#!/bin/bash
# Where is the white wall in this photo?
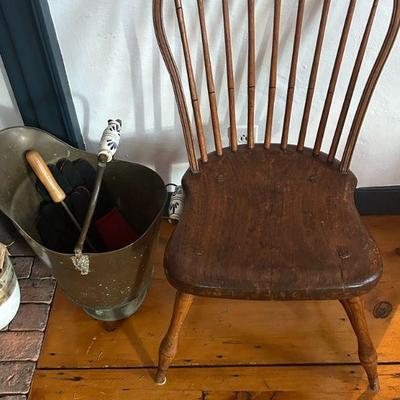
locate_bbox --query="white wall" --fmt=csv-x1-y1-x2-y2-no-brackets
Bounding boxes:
48,0,400,187
0,57,23,130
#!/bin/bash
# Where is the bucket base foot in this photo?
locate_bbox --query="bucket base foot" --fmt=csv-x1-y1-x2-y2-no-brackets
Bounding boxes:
102,320,122,332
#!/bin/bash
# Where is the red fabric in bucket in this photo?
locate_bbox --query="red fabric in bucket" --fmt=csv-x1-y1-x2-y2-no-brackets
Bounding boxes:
95,208,138,251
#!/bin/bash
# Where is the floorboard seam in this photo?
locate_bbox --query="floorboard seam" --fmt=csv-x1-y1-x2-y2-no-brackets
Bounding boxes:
35,361,400,371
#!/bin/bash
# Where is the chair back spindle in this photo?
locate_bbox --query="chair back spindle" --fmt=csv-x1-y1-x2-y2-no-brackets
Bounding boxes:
264,0,281,149
222,0,237,152
248,0,256,149
281,0,305,150
297,0,331,152
313,0,356,156
153,0,400,173
328,0,378,163
174,0,207,165
197,0,223,155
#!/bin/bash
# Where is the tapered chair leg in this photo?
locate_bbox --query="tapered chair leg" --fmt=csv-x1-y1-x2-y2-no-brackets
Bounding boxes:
340,297,379,391
155,291,194,385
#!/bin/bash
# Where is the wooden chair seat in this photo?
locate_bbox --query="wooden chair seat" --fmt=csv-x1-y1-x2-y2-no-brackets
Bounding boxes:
165,144,382,301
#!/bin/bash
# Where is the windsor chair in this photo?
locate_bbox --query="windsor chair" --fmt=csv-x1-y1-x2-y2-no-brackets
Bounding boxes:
153,0,400,391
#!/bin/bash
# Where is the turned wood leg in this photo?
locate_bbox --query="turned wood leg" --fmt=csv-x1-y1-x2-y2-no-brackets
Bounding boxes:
340,297,379,391
155,291,194,385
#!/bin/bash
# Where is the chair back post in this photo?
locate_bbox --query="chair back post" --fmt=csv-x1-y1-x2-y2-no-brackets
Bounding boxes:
340,0,400,172
153,0,200,172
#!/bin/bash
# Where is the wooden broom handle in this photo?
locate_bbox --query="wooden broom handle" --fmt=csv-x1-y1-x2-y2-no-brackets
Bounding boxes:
25,150,66,203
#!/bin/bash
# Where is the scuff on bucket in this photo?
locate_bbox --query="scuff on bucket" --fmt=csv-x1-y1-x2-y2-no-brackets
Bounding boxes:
71,251,90,275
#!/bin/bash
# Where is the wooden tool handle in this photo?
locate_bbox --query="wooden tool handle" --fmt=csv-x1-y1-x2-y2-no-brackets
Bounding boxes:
25,150,66,203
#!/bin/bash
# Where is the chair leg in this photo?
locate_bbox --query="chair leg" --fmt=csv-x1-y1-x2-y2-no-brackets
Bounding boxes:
155,291,194,385
340,297,379,391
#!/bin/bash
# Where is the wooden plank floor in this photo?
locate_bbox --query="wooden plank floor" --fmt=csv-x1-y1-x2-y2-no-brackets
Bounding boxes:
29,216,400,399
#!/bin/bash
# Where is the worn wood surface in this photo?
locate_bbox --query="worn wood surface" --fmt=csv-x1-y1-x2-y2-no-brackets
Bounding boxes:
39,280,400,369
30,365,400,399
30,217,400,398
37,217,399,367
166,146,381,300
